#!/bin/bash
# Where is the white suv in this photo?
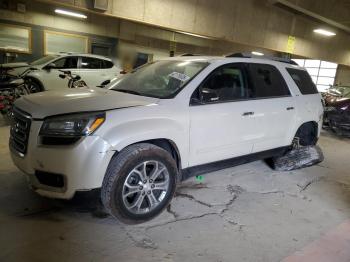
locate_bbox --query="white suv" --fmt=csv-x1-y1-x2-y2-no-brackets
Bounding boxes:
4,54,120,92
9,55,324,224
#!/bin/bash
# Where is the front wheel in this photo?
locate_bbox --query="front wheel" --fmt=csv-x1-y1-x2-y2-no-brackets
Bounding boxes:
101,143,178,224
25,78,42,93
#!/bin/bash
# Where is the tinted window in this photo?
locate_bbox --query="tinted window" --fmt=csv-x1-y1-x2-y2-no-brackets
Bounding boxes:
248,64,290,98
103,60,114,69
52,57,78,69
287,68,318,95
197,64,251,103
81,57,103,69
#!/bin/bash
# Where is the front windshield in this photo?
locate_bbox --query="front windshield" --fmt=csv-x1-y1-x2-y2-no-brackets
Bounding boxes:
30,55,58,66
110,60,209,98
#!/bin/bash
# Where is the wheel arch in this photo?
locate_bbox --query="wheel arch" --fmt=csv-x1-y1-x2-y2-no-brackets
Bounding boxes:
294,121,319,146
112,138,182,171
24,76,45,92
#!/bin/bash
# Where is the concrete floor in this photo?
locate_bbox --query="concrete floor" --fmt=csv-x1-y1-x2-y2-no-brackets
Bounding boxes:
1,115,350,262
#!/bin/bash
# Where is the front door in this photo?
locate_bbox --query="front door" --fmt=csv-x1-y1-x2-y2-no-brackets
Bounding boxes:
41,56,79,90
189,63,257,167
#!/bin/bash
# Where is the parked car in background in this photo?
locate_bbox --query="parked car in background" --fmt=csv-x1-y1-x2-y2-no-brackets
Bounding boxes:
322,85,350,135
1,53,121,92
9,55,324,224
0,66,29,119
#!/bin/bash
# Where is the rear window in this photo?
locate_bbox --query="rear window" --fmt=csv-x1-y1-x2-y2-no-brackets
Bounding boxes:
287,68,318,95
103,60,114,69
81,57,103,69
248,63,290,98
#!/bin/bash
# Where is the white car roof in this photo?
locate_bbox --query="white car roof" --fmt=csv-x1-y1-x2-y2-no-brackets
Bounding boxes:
159,55,306,70
57,53,113,61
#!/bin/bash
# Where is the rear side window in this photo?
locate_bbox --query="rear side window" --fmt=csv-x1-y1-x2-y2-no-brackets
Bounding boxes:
287,68,318,95
81,57,103,69
248,63,290,98
103,60,114,69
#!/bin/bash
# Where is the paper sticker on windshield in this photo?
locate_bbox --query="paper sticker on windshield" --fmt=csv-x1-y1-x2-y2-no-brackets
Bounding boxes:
168,72,190,82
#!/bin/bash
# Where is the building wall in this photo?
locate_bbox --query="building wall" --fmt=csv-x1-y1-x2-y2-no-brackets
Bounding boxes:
38,0,350,65
0,0,120,37
0,0,119,63
0,0,278,65
335,65,350,86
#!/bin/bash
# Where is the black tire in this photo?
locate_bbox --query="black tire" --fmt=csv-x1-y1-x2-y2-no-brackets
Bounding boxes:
25,78,43,93
295,123,318,146
101,143,178,224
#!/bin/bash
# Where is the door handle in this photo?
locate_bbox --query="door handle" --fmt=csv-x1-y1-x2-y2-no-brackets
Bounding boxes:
286,107,295,111
242,112,254,116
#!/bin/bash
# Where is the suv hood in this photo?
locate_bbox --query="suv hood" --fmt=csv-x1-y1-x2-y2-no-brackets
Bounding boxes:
15,88,159,119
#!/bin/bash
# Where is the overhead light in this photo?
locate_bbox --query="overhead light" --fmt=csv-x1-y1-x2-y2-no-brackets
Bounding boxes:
251,51,264,56
55,9,87,19
313,29,336,37
175,30,215,40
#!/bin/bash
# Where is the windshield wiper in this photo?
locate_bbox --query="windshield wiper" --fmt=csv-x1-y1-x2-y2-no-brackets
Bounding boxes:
113,89,142,96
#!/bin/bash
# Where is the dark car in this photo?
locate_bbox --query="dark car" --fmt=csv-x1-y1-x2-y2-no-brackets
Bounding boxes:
322,85,350,135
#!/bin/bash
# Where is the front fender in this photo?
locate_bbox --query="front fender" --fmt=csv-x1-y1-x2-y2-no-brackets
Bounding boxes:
98,118,189,168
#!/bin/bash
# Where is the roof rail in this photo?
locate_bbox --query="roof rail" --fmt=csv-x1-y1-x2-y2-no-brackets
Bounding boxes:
225,52,298,65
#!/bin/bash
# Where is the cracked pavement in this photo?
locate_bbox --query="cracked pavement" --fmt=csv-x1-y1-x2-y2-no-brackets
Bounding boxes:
1,116,350,262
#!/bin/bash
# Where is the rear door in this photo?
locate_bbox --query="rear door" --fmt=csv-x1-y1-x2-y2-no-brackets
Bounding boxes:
78,57,114,87
286,68,323,137
246,63,297,152
189,63,257,166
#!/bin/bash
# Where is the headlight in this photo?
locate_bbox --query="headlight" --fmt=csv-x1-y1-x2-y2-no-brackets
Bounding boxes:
40,112,105,137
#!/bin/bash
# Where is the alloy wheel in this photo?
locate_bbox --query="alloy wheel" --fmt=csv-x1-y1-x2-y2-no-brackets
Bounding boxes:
122,160,170,215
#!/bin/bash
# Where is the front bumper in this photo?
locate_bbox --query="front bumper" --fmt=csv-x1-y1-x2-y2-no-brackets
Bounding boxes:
10,120,115,199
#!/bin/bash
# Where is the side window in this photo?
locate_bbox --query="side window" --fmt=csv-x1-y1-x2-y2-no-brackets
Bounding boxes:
248,63,290,98
52,57,78,69
81,57,103,69
194,64,251,104
286,68,318,95
103,60,114,69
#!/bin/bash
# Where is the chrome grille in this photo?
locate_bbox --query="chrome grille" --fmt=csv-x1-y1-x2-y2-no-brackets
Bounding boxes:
9,107,31,155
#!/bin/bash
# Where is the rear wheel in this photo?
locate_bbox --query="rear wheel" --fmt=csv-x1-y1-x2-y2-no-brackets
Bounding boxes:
295,122,318,146
101,143,178,224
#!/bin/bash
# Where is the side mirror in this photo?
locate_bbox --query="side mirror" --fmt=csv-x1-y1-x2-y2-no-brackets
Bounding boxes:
59,74,66,79
201,88,219,102
190,97,204,105
45,63,56,70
